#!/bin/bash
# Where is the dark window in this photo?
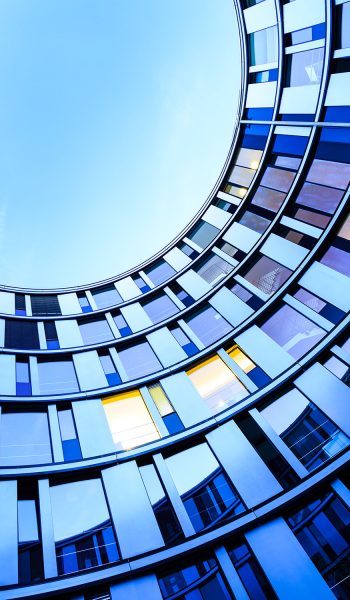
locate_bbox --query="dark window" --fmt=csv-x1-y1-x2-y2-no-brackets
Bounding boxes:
158,556,232,599
16,358,32,396
169,281,195,307
57,407,82,461
113,312,132,336
77,292,92,313
15,293,26,316
170,324,198,357
5,319,39,350
31,295,61,316
133,274,151,294
186,306,232,347
44,321,59,349
18,481,44,584
228,540,277,599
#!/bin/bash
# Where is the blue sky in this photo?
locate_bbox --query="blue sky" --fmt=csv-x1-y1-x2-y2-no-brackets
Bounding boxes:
0,0,240,288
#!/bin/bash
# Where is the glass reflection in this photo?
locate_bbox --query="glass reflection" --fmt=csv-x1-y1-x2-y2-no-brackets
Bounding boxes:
0,411,52,466
165,443,244,532
50,478,119,575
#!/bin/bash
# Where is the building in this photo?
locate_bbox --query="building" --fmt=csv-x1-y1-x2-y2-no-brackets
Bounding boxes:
0,0,349,598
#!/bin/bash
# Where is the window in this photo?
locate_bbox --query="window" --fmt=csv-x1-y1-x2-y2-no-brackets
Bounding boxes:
0,410,52,466
133,274,151,293
44,321,59,349
5,319,40,350
37,358,79,394
307,158,350,191
144,260,176,287
196,254,233,286
92,285,122,309
228,540,277,599
252,186,286,213
50,478,119,575
187,355,248,414
99,351,121,386
15,293,26,316
285,47,324,86
188,220,219,249
158,556,232,599
186,306,232,347
260,166,295,192
261,304,326,359
249,26,278,66
335,2,350,50
118,341,162,379
143,294,178,324
165,443,245,532
168,281,195,307
296,182,343,215
57,407,82,461
287,492,350,598
239,211,270,233
102,390,160,450
179,241,199,259
140,464,183,545
170,324,198,357
113,312,132,336
16,358,32,395
261,389,349,472
294,288,344,325
243,256,292,295
148,382,184,434
31,295,61,316
79,317,114,345
321,246,350,278
77,292,92,313
227,346,270,387
18,482,44,584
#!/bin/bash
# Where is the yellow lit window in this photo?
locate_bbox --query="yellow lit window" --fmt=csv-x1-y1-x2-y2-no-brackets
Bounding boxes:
227,346,255,373
102,390,160,450
148,383,173,417
187,355,248,415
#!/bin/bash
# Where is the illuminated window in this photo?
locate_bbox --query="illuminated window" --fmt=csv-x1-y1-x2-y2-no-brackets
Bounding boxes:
148,382,184,434
227,346,270,387
102,390,160,450
187,355,248,414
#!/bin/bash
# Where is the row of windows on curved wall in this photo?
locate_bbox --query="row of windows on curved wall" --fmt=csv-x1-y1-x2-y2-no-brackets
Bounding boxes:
5,455,350,597
1,336,349,480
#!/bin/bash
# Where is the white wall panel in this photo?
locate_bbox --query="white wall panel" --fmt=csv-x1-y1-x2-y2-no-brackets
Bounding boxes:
177,269,211,300
0,354,16,395
280,85,320,114
0,480,17,585
56,319,83,349
209,287,254,327
236,325,294,378
147,327,187,367
164,247,191,271
0,291,15,315
261,233,308,270
161,371,211,427
58,293,82,316
283,0,325,32
244,0,277,33
325,72,350,106
115,276,142,301
202,205,231,229
223,222,261,253
72,398,115,458
120,302,152,332
246,82,277,108
299,261,350,312
73,350,106,391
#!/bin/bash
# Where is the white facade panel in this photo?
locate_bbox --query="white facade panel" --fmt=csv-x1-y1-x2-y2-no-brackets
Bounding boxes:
120,302,153,332
261,233,308,270
56,319,83,349
147,327,187,367
73,350,106,391
0,480,18,586
280,85,320,114
246,82,277,108
236,325,295,378
102,462,164,558
299,261,350,312
164,247,191,271
223,222,261,253
115,276,142,301
325,72,350,106
244,0,277,34
283,0,325,32
202,205,231,229
72,398,115,458
0,354,16,395
161,371,211,427
209,287,254,327
177,269,211,300
0,291,15,315
58,293,82,316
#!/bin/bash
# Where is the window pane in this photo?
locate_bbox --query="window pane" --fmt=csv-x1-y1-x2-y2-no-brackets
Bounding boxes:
0,412,52,466
118,341,162,379
38,359,79,394
143,294,178,324
92,285,122,309
79,318,114,345
186,307,232,347
286,47,324,86
102,390,160,450
144,260,176,286
244,256,292,295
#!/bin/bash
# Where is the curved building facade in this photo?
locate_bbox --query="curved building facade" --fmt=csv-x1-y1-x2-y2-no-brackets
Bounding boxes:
0,0,349,598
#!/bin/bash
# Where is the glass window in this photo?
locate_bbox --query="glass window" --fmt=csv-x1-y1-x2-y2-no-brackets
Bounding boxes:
31,295,61,316
18,485,43,584
5,320,40,350
102,390,160,450
79,317,114,345
229,165,255,187
261,304,326,359
50,478,119,575
287,492,350,598
188,220,219,249
260,166,295,192
252,186,286,213
143,294,178,324
236,147,263,169
321,246,350,278
77,292,92,313
187,355,248,415
168,281,195,307
286,47,324,86
170,324,198,357
148,382,184,434
239,211,270,233
140,464,183,545
158,556,232,600
261,389,349,472
296,182,343,215
99,350,121,386
307,158,350,190
0,411,52,466
92,285,122,309
57,408,82,461
113,312,132,336
165,443,245,532
133,274,151,293
16,358,31,396
37,358,79,394
186,306,232,347
196,254,233,286
144,260,176,287
227,346,270,387
44,321,59,349
179,241,199,260
336,2,350,49
228,540,277,599
243,256,292,295
15,293,26,316
118,341,162,379
249,26,278,66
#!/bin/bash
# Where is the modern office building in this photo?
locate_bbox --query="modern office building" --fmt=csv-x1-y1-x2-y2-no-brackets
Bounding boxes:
0,0,349,598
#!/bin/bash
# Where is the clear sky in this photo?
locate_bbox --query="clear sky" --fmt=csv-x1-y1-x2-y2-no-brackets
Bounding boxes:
0,0,240,289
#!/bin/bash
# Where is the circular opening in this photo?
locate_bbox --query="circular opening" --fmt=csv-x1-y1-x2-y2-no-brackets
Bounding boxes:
0,1,241,289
